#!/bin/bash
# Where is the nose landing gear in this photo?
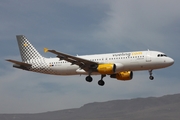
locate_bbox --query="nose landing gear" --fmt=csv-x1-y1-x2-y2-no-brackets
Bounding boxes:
149,70,154,80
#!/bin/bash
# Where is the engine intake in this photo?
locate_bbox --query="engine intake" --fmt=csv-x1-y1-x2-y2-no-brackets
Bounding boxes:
110,71,133,81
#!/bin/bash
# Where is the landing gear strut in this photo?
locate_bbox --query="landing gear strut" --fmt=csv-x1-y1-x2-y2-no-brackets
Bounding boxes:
149,70,154,80
86,71,93,82
85,74,106,86
98,75,106,86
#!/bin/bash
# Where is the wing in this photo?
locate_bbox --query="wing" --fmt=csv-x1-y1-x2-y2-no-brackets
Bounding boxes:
44,48,98,71
6,59,32,67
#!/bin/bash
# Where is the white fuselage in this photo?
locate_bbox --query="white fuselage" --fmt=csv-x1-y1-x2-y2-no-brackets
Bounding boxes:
29,50,174,75
7,35,174,86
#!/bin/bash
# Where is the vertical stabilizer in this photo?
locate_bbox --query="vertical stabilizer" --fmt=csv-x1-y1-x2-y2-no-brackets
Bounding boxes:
16,35,43,62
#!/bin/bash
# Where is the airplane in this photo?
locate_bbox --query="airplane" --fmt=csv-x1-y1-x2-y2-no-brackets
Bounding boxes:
6,35,174,86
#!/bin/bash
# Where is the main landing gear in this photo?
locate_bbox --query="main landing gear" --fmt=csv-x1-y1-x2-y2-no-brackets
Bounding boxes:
86,71,93,82
86,76,93,82
85,75,106,86
98,75,106,86
149,70,154,80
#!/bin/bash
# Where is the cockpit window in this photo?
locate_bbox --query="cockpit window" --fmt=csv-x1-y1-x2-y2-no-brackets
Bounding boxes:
157,54,167,57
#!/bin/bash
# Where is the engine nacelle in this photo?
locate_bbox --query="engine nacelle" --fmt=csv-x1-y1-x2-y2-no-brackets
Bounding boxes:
97,64,115,74
110,71,133,81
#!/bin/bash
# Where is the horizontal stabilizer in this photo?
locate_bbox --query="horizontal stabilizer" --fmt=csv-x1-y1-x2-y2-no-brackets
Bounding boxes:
6,59,32,67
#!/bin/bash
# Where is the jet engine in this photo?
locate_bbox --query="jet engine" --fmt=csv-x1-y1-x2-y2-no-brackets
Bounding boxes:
110,71,133,81
97,64,116,74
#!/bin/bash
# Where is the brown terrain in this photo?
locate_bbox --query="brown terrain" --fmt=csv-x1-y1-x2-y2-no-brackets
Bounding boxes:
0,93,180,120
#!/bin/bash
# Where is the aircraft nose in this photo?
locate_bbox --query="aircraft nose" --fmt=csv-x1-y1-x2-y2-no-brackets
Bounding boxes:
167,57,174,66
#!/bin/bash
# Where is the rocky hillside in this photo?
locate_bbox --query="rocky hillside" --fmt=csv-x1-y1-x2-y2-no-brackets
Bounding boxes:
1,93,180,120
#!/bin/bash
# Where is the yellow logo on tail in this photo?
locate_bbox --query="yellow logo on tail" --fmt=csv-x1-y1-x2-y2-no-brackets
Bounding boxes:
24,43,28,47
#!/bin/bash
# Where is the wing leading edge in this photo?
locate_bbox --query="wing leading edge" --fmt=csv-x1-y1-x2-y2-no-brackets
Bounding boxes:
44,48,98,71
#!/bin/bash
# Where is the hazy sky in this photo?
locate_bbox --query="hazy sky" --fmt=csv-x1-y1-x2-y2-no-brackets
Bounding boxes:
0,0,179,113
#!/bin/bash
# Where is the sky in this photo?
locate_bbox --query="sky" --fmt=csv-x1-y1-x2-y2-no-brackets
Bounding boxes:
0,0,180,113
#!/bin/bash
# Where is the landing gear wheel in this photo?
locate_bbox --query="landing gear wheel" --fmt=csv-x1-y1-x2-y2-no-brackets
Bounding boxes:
148,70,154,80
98,80,105,86
149,76,154,80
86,76,93,82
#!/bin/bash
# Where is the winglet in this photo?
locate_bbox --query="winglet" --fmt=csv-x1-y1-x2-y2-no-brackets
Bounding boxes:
44,48,49,53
